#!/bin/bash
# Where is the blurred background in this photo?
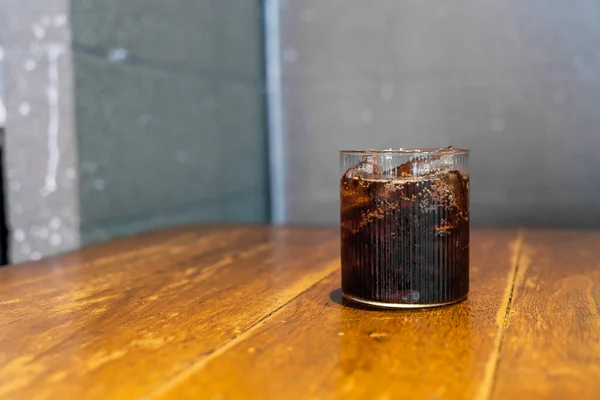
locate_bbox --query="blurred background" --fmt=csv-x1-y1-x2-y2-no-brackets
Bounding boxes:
1,0,600,263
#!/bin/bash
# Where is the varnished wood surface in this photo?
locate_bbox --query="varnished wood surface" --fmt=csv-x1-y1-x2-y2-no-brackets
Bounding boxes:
493,230,600,399
0,226,598,399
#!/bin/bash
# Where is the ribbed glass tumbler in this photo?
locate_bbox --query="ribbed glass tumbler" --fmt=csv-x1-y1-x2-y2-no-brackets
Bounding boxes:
340,147,470,308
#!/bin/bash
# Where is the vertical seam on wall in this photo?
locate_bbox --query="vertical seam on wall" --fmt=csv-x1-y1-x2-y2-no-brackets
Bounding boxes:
264,0,286,224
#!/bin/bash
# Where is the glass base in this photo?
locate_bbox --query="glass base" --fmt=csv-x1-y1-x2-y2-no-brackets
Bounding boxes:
342,293,467,309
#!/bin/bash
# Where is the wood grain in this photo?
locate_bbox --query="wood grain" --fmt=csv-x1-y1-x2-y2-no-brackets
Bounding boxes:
154,230,521,400
8,226,596,400
0,225,339,399
492,230,600,399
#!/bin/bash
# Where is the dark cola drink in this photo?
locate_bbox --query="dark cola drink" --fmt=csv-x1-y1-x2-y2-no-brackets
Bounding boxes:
340,148,469,308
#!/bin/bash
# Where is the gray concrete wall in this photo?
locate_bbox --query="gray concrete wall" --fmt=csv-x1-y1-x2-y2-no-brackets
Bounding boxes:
278,0,600,228
0,0,80,263
71,0,269,244
0,0,268,262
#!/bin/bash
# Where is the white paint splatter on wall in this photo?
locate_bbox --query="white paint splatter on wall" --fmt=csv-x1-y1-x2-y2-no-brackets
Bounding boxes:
42,43,65,196
107,47,129,63
19,102,31,116
0,98,6,126
4,7,80,263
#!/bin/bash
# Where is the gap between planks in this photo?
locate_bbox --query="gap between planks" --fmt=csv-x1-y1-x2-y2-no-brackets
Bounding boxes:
141,264,340,400
474,230,530,400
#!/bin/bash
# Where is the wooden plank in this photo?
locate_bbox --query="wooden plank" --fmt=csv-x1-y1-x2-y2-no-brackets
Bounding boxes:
492,230,600,399
0,226,340,399
152,230,521,400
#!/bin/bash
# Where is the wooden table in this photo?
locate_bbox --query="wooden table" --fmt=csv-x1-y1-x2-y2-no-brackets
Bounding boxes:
1,226,599,400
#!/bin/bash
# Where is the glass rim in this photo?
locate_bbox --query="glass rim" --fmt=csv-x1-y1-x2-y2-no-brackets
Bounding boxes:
339,147,469,156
